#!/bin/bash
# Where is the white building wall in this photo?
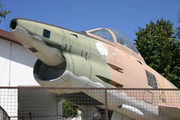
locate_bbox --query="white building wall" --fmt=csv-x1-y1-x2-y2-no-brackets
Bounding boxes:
0,37,63,120
0,38,38,119
0,38,38,86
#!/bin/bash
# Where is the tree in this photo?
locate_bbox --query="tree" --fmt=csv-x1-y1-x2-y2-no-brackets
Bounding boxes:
63,101,77,118
175,6,180,39
0,5,11,22
134,18,180,88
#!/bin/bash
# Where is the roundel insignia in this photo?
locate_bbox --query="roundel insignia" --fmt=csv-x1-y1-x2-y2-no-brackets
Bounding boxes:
95,42,108,56
109,47,116,56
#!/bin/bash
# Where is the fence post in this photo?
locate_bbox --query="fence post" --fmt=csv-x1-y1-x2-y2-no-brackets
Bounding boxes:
105,89,108,120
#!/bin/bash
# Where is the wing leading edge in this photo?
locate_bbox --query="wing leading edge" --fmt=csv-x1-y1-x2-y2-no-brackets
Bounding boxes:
159,106,180,119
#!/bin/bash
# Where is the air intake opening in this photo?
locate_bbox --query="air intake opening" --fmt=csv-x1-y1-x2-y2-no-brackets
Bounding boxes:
10,20,17,30
34,59,66,81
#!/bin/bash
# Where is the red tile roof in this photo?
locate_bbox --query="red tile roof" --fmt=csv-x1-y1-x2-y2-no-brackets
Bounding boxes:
0,29,22,45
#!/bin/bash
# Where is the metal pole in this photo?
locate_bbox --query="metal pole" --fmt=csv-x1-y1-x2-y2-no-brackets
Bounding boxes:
105,89,108,120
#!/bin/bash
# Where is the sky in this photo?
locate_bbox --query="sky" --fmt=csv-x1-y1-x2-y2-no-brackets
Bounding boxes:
0,0,180,43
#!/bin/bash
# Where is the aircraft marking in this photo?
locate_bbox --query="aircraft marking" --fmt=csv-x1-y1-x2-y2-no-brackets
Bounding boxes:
109,47,116,56
124,52,130,59
95,42,108,56
145,70,158,88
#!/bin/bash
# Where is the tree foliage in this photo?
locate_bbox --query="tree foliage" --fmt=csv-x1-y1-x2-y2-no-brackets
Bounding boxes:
63,101,77,118
175,6,180,39
0,5,11,22
134,18,180,88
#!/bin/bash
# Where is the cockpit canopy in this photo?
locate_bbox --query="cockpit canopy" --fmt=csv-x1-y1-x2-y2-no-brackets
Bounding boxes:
89,28,139,54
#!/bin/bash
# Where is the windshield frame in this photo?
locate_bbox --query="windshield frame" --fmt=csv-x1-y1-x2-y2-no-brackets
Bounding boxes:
107,28,139,55
89,28,114,43
86,28,116,46
86,28,140,56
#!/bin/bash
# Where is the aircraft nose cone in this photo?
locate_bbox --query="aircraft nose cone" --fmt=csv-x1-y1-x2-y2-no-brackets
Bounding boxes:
9,19,34,44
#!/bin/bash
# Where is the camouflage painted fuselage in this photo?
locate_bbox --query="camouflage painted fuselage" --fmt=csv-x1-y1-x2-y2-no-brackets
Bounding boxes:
10,18,180,120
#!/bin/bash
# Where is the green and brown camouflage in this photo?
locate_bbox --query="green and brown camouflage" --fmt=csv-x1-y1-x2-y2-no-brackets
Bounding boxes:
10,18,113,88
10,18,180,119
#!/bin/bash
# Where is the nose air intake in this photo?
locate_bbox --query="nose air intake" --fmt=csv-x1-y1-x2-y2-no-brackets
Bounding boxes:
10,19,17,30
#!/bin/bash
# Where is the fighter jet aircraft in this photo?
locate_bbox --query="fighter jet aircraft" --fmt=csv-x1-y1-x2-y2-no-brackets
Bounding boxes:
10,18,180,120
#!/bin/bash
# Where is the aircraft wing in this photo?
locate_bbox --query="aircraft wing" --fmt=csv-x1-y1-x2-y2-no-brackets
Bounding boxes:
159,106,180,119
